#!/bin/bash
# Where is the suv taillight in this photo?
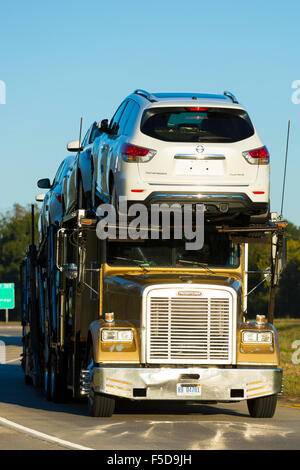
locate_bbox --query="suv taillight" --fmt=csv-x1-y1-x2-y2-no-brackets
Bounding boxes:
242,146,270,165
121,143,156,163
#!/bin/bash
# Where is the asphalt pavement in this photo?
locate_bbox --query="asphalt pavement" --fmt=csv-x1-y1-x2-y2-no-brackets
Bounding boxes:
0,325,299,452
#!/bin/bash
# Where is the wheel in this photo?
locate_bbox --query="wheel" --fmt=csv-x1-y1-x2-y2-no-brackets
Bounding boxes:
61,194,66,217
110,181,119,217
91,167,97,210
88,390,115,417
24,374,33,385
77,175,86,210
249,205,270,225
86,344,115,417
45,358,53,401
247,394,277,418
46,353,68,403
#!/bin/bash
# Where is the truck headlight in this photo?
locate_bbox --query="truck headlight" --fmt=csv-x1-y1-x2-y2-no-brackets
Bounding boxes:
242,331,273,344
101,329,134,342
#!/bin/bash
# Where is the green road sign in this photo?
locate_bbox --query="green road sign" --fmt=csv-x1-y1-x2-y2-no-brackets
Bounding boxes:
0,283,15,310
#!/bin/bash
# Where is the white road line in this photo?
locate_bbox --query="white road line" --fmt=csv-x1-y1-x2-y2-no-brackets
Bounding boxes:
0,416,93,450
3,356,22,364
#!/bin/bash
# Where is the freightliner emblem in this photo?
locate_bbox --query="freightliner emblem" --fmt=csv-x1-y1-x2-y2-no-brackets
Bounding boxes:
178,291,202,296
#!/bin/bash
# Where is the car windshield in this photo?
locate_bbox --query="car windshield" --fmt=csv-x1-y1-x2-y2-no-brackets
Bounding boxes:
141,107,254,143
106,233,240,269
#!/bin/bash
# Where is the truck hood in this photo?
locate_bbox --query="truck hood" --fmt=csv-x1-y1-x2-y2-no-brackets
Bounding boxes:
105,272,241,291
103,272,243,325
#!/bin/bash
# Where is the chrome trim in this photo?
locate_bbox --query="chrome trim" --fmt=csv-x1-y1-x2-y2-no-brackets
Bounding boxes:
174,154,226,160
79,369,91,396
148,184,250,187
150,193,248,200
91,366,282,401
142,284,237,366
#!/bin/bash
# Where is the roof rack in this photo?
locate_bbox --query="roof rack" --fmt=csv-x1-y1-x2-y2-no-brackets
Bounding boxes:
223,91,238,104
134,89,156,102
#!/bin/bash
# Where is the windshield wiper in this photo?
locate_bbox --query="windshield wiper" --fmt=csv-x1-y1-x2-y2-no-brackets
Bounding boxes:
178,259,216,274
113,256,145,265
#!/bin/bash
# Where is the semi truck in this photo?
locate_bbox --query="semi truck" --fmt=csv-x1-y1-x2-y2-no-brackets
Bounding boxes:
21,207,286,418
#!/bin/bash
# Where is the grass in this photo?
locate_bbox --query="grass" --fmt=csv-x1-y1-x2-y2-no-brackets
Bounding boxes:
274,319,300,399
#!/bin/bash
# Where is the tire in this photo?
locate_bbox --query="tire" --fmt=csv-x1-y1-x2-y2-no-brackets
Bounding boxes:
45,358,53,401
91,170,98,211
110,181,119,217
249,206,270,225
77,175,86,210
24,375,33,386
88,390,115,418
247,394,277,418
86,345,115,417
46,353,68,403
61,194,66,217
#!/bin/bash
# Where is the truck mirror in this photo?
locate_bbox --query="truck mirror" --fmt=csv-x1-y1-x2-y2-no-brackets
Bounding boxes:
37,178,51,189
35,193,45,202
67,139,82,152
98,119,109,132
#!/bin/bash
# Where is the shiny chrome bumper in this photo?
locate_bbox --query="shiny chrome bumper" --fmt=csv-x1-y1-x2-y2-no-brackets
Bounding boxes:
91,366,282,401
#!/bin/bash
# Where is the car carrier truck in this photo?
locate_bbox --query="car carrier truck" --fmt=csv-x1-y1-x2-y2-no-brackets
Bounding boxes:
21,207,286,418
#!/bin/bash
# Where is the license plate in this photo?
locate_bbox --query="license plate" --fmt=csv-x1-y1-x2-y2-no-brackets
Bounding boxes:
175,159,223,176
177,383,201,396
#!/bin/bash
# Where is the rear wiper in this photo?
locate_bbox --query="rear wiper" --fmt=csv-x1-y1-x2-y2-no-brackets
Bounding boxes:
197,136,233,142
178,259,216,274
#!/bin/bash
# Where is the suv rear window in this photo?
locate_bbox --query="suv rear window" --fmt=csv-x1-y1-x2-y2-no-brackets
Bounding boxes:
141,107,254,143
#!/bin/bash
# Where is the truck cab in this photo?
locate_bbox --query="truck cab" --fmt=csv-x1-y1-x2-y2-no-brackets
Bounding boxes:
21,209,284,419
86,225,282,417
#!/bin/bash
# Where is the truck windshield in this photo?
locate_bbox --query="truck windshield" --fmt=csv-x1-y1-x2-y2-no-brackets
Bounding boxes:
107,233,240,269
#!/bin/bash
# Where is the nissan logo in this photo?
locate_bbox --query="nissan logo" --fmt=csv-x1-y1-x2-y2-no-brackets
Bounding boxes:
196,145,205,153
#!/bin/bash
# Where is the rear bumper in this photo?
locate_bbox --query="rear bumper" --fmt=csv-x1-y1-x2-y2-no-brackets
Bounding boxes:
91,366,282,402
140,192,268,216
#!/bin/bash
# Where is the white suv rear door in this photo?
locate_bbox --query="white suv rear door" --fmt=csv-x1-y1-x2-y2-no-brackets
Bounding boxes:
137,106,261,188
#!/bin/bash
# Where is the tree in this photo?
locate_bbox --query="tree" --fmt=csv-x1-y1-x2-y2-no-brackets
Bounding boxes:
275,259,300,318
0,204,39,321
247,221,300,319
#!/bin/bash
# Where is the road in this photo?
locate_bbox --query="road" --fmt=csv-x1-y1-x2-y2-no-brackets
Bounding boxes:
0,325,299,451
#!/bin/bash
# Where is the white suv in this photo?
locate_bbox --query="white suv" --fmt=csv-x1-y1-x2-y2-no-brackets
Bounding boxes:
92,90,270,223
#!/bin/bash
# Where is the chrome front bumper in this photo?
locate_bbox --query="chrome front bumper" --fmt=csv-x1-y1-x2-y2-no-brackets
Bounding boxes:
91,366,282,401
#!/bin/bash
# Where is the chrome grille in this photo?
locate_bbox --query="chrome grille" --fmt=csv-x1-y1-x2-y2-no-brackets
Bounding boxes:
146,289,233,364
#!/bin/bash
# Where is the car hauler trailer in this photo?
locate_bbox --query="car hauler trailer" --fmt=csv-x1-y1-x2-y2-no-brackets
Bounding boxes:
21,208,286,418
